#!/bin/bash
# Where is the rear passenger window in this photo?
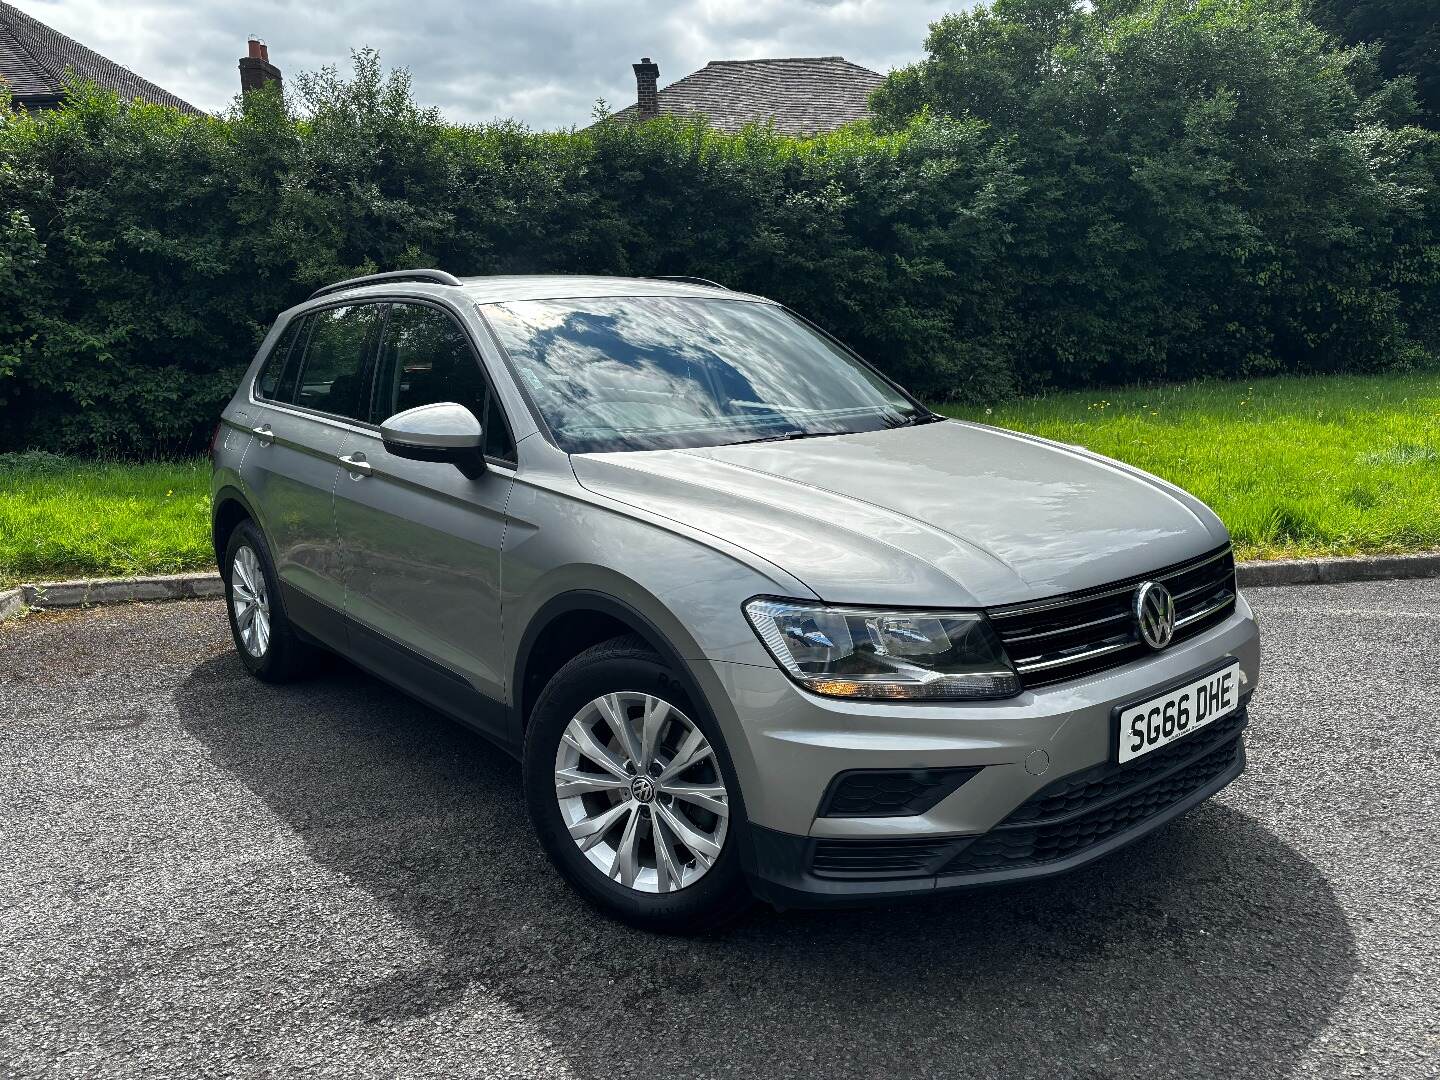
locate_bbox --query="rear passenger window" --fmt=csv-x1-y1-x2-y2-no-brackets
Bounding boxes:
376,303,515,461
290,304,385,420
256,319,301,399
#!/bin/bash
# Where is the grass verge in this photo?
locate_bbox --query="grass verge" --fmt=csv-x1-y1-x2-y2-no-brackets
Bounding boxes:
0,452,212,586
1,371,1437,583
938,371,1440,562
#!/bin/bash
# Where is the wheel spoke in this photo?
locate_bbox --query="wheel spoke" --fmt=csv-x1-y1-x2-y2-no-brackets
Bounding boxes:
638,697,669,770
610,805,642,887
255,610,270,654
594,693,642,766
655,802,721,866
664,782,729,819
554,767,629,800
652,810,684,893
658,725,713,784
567,800,632,852
562,719,630,780
232,556,254,595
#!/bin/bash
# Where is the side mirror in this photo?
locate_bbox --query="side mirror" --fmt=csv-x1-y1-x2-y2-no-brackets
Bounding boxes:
380,402,486,478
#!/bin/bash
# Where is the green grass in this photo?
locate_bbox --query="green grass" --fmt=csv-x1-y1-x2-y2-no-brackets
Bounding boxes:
2,371,1437,583
938,371,1440,561
0,452,212,586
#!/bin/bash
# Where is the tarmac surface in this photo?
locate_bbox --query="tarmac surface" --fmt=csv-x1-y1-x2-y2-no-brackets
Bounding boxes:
1,580,1435,1078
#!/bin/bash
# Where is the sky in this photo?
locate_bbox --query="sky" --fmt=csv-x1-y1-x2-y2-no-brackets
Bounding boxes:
14,0,961,129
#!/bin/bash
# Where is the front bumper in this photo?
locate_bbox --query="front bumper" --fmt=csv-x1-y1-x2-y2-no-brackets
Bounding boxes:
694,594,1260,906
746,709,1245,907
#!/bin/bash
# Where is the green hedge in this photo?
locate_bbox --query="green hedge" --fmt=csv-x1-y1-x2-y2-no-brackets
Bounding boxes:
1,0,1437,455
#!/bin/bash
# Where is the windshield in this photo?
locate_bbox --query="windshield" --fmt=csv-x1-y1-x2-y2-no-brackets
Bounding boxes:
481,296,928,453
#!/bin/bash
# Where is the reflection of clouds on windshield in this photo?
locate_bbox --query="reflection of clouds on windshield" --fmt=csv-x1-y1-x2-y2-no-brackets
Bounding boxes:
483,297,912,452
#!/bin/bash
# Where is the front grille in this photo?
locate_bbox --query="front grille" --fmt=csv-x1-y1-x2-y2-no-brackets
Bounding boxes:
989,545,1237,688
818,766,982,818
940,733,1242,876
811,837,963,879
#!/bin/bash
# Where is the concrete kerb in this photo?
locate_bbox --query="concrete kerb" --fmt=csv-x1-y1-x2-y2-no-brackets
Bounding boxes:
1,553,1437,625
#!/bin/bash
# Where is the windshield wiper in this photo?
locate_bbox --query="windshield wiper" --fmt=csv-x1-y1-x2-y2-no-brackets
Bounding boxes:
726,429,842,447
887,410,946,428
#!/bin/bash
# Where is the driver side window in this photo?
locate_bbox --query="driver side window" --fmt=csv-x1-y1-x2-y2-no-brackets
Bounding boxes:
374,303,516,463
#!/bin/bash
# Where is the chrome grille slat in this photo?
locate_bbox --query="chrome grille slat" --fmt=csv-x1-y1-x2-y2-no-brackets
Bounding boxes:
1014,639,1135,674
989,544,1237,689
1175,594,1235,628
1171,577,1227,603
1002,608,1131,645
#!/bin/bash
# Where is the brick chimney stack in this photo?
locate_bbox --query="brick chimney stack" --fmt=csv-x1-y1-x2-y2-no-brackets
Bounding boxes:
239,38,282,95
633,57,659,118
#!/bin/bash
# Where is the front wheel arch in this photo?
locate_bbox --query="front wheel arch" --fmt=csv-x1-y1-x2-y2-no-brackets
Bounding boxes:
511,590,708,739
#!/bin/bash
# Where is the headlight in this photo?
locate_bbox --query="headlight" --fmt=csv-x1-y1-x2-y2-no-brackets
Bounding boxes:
743,598,1021,700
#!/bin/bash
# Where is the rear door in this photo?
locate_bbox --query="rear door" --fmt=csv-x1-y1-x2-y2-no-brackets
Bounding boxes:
241,302,386,645
332,300,516,737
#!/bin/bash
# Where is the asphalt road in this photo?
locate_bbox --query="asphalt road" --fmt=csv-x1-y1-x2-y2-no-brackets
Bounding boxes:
1,581,1436,1079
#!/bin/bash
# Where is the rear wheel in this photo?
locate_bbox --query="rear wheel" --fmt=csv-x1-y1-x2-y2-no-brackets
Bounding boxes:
222,521,315,682
523,636,752,933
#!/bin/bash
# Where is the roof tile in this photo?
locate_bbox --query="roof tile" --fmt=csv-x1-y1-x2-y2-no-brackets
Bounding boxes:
0,0,198,113
610,56,882,136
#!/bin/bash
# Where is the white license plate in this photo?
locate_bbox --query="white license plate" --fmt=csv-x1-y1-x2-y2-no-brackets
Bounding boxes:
1116,661,1242,764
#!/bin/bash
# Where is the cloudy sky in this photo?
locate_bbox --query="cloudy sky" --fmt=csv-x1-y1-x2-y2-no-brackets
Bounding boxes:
15,0,961,129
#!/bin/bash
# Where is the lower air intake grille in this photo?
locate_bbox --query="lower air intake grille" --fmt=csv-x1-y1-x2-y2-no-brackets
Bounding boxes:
811,837,962,879
1004,709,1247,826
940,734,1242,876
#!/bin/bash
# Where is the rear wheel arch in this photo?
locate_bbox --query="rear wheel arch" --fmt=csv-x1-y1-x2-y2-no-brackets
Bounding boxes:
212,487,258,565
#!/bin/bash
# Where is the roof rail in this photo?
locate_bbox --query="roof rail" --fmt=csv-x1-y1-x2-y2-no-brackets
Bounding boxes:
308,269,463,301
649,275,729,290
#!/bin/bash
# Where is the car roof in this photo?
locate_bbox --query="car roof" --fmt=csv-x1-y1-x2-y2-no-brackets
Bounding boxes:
457,275,771,305
308,274,773,307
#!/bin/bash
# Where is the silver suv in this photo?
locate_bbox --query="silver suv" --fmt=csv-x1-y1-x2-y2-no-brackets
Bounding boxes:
211,271,1259,932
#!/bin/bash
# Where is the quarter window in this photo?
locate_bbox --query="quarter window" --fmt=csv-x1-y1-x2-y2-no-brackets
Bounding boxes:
255,318,302,400
289,304,385,420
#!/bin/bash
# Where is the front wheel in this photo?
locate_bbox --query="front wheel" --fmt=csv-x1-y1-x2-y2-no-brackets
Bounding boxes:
523,636,752,933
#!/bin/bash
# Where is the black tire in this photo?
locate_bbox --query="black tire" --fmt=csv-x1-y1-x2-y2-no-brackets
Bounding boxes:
523,635,753,934
222,520,316,683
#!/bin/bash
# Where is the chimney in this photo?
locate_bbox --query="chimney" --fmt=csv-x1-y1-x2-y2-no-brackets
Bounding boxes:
239,37,283,95
633,57,660,119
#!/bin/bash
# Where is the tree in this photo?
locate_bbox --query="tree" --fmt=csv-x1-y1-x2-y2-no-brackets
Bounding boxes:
871,0,1440,385
1310,0,1440,128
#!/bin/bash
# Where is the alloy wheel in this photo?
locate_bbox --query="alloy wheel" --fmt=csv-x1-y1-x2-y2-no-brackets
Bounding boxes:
554,692,730,894
230,545,271,658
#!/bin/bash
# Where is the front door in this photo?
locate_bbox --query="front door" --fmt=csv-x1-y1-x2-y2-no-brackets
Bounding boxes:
332,301,516,739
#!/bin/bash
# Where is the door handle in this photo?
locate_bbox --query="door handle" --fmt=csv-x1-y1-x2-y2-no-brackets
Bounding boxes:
338,452,372,478
252,423,273,446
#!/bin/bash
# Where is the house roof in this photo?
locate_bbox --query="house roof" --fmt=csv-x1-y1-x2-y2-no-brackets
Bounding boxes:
610,56,883,136
0,0,198,113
